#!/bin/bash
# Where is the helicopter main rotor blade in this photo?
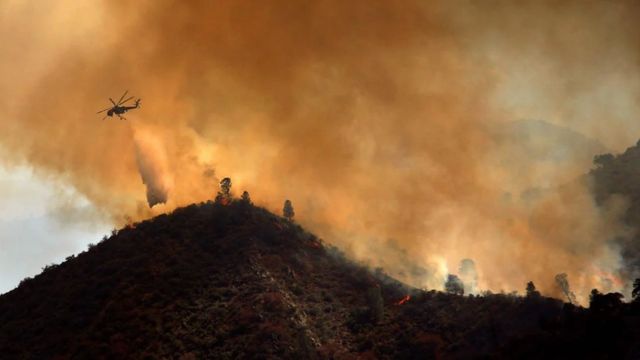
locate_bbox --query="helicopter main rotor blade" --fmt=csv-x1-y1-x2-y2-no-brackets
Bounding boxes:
109,98,117,106
97,107,112,114
119,96,134,105
117,90,128,105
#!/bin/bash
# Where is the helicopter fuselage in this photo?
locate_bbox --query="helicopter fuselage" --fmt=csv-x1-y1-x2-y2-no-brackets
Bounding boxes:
106,101,140,118
107,105,136,117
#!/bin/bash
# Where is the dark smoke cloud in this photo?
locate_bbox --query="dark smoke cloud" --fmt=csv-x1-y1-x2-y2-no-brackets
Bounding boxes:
1,1,640,303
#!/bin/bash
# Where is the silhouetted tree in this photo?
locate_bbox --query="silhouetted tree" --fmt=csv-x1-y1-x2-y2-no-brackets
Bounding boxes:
444,274,464,295
593,153,614,168
241,191,252,204
633,278,640,303
554,273,576,304
215,177,232,204
221,177,232,195
283,199,295,221
589,289,601,308
526,281,541,298
590,289,624,312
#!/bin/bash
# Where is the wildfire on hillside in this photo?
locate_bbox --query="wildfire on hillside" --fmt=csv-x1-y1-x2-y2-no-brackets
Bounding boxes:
394,295,411,305
308,239,322,249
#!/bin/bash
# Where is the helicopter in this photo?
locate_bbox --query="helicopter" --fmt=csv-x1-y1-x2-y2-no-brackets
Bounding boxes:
97,90,141,120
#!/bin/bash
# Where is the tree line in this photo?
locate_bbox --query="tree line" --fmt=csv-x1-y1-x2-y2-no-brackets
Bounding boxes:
214,177,295,221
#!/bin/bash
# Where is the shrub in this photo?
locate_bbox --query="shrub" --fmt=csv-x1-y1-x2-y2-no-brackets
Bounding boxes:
366,286,384,324
444,274,464,295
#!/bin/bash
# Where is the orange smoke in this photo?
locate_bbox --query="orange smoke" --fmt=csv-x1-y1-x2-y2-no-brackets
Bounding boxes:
1,1,639,303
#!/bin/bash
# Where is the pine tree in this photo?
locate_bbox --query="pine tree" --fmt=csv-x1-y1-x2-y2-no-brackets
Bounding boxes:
215,177,232,204
283,199,295,220
554,273,576,304
241,191,252,204
444,274,464,295
526,281,540,298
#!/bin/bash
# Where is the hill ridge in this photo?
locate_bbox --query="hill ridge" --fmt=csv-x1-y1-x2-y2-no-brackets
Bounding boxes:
1,200,639,359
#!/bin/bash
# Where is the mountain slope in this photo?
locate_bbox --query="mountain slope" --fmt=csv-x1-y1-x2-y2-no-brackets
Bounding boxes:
590,140,640,276
1,201,639,359
0,201,409,359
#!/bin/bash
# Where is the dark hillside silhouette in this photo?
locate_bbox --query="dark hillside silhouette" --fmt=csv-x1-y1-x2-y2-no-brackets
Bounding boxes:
1,201,639,359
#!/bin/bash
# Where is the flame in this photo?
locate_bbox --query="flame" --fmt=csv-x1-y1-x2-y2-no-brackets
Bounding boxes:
394,295,411,305
308,240,322,249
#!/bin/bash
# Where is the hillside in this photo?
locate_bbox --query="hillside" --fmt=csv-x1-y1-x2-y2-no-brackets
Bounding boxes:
590,140,640,276
1,200,639,359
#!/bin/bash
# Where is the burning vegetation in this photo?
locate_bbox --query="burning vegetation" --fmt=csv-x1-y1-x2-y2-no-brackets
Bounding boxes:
3,0,640,308
394,295,411,306
214,177,233,205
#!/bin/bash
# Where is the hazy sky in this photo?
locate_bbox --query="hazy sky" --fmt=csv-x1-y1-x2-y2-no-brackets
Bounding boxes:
0,166,110,293
1,1,640,302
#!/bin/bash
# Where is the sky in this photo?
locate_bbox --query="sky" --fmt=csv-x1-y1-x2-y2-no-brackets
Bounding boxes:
0,166,110,293
1,0,640,302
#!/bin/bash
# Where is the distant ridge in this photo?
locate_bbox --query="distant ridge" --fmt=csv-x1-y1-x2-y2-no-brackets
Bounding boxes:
591,139,640,277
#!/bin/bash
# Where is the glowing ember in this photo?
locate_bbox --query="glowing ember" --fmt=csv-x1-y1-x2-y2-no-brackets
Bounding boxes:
394,295,411,305
308,240,322,249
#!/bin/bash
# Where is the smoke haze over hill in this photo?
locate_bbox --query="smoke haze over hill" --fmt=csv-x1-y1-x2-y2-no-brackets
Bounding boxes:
2,1,640,301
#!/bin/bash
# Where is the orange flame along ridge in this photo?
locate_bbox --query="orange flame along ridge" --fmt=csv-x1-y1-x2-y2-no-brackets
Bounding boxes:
394,295,411,305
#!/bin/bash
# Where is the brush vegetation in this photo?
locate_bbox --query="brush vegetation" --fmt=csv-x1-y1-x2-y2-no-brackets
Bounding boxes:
1,200,639,359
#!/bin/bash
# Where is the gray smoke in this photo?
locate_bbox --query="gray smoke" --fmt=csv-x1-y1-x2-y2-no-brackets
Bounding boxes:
459,259,479,295
133,127,170,207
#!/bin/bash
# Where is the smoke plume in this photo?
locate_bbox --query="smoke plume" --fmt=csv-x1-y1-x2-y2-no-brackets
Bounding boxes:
132,125,171,207
459,259,478,295
2,1,640,303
